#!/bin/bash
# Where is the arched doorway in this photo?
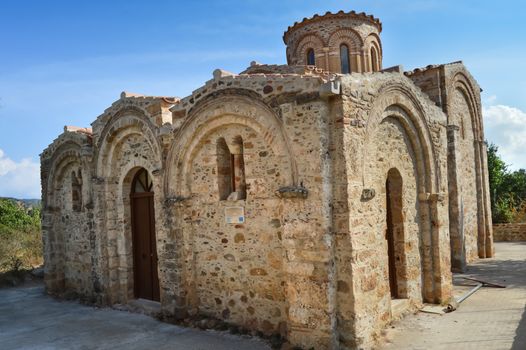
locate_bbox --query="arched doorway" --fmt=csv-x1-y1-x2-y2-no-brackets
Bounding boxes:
131,168,160,301
385,168,406,299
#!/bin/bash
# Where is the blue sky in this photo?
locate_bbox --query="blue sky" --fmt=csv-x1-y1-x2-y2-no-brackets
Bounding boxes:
0,0,525,198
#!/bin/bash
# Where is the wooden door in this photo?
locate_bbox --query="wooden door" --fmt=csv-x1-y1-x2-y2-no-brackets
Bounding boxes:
131,169,160,301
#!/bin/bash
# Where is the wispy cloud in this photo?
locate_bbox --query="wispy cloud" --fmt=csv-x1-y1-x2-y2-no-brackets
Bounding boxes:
2,49,281,81
0,149,40,199
484,103,526,170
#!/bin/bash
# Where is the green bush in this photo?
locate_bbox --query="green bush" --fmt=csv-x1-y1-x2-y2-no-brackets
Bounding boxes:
0,199,39,229
493,197,514,224
0,199,42,273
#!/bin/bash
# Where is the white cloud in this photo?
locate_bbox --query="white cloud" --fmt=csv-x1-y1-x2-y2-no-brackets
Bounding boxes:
484,104,526,170
484,95,497,105
0,149,41,199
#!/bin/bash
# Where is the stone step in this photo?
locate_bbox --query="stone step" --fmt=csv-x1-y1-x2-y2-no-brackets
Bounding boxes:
115,298,162,318
390,298,410,320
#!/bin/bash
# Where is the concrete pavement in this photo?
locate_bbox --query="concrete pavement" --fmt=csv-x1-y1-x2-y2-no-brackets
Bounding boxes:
381,242,526,350
1,242,524,350
0,285,271,350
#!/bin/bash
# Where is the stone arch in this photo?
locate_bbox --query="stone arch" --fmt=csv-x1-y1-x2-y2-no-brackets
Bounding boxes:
449,72,491,260
166,92,297,198
42,138,85,295
328,28,364,73
119,165,161,301
92,106,164,303
364,85,438,195
364,34,382,72
364,33,383,56
328,28,363,52
100,153,163,303
450,73,482,139
95,106,162,178
46,144,83,209
164,92,292,331
293,33,325,65
365,33,383,57
370,46,380,72
363,84,443,303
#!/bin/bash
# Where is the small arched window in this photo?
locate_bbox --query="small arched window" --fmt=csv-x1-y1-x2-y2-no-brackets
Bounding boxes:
340,44,351,74
217,137,233,200
71,169,82,212
306,48,315,66
216,136,246,201
371,46,379,72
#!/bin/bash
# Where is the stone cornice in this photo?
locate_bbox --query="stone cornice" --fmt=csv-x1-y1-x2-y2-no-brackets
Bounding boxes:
283,10,382,44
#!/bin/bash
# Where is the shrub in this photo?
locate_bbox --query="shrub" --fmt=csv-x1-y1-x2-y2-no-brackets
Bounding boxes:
0,199,42,273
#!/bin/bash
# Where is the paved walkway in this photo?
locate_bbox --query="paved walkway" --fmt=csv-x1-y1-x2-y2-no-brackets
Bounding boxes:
381,242,526,350
1,242,524,350
0,286,271,350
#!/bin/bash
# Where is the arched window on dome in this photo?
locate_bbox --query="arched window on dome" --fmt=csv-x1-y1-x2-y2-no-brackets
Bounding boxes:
340,44,351,74
371,46,379,72
306,48,315,66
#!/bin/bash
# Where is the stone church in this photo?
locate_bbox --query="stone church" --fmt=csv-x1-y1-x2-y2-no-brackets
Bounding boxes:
41,10,493,349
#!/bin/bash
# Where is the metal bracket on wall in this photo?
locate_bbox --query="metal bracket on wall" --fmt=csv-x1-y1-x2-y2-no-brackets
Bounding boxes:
361,188,376,201
165,196,189,206
275,186,309,199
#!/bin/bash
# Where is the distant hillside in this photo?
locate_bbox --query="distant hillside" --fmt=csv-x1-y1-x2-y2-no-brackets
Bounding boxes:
0,198,41,209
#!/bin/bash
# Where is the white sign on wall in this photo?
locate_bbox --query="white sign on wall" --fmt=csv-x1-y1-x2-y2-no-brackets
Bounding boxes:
225,207,245,224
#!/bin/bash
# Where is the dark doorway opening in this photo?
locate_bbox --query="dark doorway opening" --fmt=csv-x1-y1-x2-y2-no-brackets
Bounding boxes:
131,168,160,301
386,168,405,299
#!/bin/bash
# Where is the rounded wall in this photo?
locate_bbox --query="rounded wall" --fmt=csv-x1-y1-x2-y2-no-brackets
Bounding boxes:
283,11,383,73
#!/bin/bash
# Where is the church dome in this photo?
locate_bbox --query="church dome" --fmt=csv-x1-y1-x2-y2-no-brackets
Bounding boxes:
283,10,383,73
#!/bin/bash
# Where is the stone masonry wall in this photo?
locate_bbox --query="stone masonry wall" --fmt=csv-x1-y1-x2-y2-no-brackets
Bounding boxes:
92,104,166,305
183,124,289,335
407,62,494,269
165,74,338,349
337,72,452,349
451,88,479,262
40,130,98,300
493,223,526,241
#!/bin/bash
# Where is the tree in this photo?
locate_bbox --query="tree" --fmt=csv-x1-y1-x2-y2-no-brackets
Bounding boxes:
486,142,526,223
0,198,41,233
487,143,507,213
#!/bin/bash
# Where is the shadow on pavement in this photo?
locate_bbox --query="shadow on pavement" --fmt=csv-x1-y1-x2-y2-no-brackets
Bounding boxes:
512,304,526,350
453,242,526,290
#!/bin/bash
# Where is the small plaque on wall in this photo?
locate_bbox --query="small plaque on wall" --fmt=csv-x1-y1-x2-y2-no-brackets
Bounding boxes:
225,207,245,224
